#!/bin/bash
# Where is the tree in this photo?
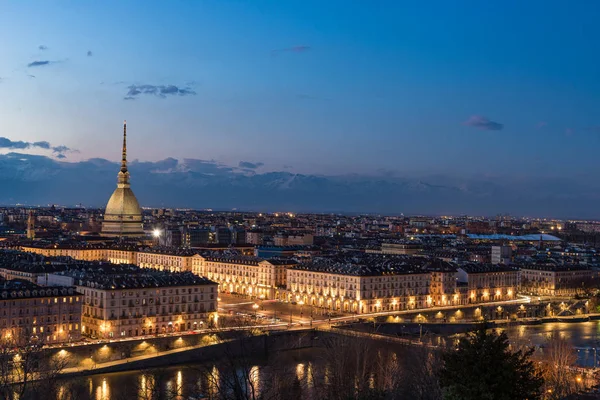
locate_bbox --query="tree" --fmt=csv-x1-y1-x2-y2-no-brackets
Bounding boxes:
439,326,544,400
540,333,580,399
0,332,71,400
399,345,443,400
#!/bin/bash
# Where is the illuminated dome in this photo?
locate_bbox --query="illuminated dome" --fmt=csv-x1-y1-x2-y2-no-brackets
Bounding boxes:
101,121,144,238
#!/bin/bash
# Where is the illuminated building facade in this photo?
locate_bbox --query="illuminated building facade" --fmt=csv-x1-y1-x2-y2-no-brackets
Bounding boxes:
457,264,519,303
191,255,293,299
43,266,217,339
520,265,594,296
285,256,459,314
0,280,82,344
136,249,195,272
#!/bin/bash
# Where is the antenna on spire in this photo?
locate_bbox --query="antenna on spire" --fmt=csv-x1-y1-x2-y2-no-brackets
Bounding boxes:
121,120,128,173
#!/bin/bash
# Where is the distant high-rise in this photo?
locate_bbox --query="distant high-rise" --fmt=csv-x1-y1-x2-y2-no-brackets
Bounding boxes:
216,226,232,245
101,121,144,238
491,245,512,265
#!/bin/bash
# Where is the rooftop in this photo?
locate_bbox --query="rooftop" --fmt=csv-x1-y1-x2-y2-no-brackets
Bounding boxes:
291,255,456,276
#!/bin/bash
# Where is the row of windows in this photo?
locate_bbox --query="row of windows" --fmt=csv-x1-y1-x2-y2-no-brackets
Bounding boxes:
0,297,79,306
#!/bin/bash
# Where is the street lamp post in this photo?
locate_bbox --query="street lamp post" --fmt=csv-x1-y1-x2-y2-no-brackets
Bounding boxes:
252,303,259,320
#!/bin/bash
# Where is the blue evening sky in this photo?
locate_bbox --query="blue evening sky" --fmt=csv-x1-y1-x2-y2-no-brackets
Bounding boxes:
0,0,599,177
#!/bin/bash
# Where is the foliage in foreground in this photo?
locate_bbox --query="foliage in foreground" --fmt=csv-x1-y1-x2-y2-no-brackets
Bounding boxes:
440,326,544,400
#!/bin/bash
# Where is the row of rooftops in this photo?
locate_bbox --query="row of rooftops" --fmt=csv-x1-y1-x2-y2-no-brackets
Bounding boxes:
0,279,78,299
15,241,252,256
458,263,520,273
290,254,594,277
0,250,216,290
0,248,595,282
61,267,215,290
289,255,456,276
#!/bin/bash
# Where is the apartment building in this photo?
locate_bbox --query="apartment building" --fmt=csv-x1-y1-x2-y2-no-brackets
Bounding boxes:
0,279,82,344
520,265,594,296
191,254,295,299
136,248,195,272
457,264,519,303
43,264,218,339
286,256,458,314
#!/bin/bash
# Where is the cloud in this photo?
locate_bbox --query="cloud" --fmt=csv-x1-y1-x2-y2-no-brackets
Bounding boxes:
565,128,575,136
283,165,293,169
271,45,311,56
464,115,504,131
38,45,48,51
32,141,51,149
0,138,29,149
239,161,264,169
0,137,74,158
124,84,196,100
536,121,547,129
27,74,36,78
87,50,93,57
27,60,52,67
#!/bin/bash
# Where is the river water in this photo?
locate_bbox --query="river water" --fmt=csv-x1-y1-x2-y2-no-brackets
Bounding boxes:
501,320,600,368
47,321,600,399
54,348,320,400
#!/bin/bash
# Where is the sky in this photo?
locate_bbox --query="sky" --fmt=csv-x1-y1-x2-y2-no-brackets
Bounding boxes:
0,1,600,214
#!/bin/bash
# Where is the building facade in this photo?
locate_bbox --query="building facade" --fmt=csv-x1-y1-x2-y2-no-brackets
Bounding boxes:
191,255,294,299
0,280,82,344
520,265,594,296
43,266,218,339
285,257,460,314
456,264,519,303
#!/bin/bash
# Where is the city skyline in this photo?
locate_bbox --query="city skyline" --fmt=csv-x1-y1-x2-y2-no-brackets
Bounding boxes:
1,1,600,216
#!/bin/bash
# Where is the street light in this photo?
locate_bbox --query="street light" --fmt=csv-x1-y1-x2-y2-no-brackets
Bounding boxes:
299,300,304,316
252,303,259,319
153,229,162,238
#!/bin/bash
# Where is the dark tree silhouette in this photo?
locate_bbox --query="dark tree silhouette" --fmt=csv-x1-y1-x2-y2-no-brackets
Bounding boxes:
440,326,544,400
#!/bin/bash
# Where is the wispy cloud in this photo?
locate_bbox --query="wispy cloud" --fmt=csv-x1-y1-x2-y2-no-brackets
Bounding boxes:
271,45,311,56
0,137,75,158
239,161,264,169
464,115,504,131
536,121,547,129
87,50,93,57
124,84,196,100
38,45,48,51
27,60,54,67
565,128,575,136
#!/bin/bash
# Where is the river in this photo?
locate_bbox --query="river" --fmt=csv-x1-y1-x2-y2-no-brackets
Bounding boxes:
43,321,600,399
501,320,600,367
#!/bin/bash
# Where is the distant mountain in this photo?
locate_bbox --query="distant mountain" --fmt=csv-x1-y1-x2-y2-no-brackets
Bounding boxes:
0,152,597,218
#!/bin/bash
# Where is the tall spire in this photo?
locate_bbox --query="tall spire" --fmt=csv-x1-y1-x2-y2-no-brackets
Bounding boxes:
120,120,128,173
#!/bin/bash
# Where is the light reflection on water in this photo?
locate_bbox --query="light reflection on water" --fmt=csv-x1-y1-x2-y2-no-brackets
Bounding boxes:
501,321,600,367
49,322,600,399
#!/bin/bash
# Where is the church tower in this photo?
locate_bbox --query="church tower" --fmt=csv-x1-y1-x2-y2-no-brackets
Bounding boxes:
101,121,145,238
26,210,35,240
